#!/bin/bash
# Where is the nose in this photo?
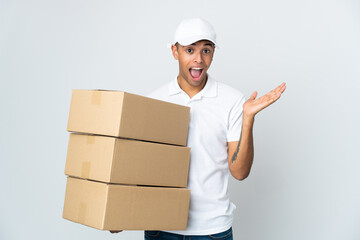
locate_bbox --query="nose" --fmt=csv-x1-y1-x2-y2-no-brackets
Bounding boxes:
194,51,203,63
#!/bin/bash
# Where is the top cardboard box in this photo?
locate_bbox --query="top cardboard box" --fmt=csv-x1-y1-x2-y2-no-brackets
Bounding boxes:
67,90,190,146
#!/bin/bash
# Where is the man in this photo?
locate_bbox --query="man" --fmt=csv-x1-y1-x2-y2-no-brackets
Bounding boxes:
146,18,286,239
112,18,286,239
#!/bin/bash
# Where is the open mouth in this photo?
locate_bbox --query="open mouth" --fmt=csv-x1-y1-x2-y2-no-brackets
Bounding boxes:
189,68,204,81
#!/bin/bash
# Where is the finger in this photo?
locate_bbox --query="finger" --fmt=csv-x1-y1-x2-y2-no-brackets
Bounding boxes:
258,83,286,105
273,86,286,101
249,91,257,100
267,83,283,96
270,83,286,98
273,82,285,93
274,85,286,98
255,83,286,111
266,89,282,102
265,89,279,100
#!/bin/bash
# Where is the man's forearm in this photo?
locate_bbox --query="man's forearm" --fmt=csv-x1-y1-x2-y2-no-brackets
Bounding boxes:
228,83,286,180
229,116,255,180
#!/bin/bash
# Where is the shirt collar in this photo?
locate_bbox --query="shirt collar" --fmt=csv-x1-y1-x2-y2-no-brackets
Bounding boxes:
168,75,218,99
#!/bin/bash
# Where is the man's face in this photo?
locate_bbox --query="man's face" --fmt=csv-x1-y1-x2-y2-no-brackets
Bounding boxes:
171,40,215,89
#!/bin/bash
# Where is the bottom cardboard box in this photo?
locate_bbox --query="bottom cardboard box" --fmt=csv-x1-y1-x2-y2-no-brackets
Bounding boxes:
63,177,190,230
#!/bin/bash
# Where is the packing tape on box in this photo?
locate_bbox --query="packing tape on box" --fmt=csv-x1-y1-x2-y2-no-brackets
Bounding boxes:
78,201,87,223
81,161,91,179
91,91,102,105
86,135,95,144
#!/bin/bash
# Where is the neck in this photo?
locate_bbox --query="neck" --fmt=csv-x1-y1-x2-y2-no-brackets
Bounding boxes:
177,75,208,98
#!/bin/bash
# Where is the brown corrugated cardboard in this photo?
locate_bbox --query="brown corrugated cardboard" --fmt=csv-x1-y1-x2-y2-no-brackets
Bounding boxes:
65,133,190,187
67,90,190,146
63,177,190,230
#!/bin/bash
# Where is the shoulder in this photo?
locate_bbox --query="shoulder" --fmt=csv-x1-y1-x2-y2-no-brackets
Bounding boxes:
146,82,171,101
216,80,245,102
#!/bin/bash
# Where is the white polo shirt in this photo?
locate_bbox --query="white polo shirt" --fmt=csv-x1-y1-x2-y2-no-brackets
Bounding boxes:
147,75,246,235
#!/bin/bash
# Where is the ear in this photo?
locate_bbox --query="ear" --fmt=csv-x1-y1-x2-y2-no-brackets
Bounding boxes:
171,44,179,60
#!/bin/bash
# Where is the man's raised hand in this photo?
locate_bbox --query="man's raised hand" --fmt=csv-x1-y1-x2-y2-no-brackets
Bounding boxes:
243,82,286,119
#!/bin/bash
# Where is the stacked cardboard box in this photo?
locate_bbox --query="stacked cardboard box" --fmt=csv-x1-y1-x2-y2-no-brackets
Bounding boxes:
63,90,191,230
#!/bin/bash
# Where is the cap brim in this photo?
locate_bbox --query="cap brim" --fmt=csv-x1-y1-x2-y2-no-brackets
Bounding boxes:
167,39,219,49
171,35,219,48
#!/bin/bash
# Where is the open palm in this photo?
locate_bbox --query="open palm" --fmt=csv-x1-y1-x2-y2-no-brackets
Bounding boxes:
243,82,287,118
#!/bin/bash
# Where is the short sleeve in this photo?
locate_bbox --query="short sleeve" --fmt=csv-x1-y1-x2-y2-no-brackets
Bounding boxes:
226,95,246,142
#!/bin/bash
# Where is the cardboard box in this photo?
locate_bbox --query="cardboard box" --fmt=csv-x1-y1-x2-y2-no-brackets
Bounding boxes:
63,177,190,230
67,90,190,146
65,133,190,187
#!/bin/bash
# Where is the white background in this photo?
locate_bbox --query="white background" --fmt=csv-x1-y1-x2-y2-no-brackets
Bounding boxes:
1,0,359,239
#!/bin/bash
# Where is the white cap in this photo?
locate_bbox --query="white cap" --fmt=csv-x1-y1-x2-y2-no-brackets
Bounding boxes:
171,18,218,47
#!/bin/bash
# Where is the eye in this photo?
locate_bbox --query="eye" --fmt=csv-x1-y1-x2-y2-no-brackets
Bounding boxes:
203,49,211,54
186,48,193,53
